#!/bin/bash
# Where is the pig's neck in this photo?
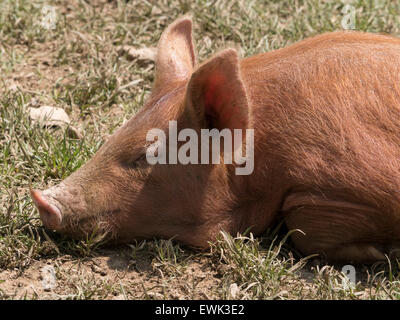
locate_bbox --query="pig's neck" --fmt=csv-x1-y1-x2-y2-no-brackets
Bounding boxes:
187,161,286,247
225,161,286,235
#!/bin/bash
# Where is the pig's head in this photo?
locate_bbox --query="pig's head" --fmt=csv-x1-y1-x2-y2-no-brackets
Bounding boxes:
31,17,250,248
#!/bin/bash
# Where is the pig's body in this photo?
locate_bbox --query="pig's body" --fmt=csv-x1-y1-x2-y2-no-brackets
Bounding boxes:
31,17,400,262
240,32,400,261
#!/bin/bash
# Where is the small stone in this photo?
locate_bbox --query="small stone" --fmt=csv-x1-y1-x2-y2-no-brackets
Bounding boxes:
151,6,162,15
229,283,240,299
41,265,57,291
29,106,82,139
29,106,71,127
118,46,157,62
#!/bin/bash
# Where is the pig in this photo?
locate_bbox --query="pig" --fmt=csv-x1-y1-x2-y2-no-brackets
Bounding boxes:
31,16,400,263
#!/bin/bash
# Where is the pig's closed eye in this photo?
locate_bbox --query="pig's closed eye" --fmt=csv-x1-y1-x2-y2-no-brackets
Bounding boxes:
131,154,147,169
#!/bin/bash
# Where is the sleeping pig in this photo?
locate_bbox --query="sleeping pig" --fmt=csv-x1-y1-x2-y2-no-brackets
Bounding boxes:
31,16,400,262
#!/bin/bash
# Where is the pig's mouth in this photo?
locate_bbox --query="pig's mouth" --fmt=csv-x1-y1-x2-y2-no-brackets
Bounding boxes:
31,189,63,230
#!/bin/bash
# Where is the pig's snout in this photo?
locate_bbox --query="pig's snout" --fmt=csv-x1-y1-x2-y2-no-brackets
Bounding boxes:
31,189,62,230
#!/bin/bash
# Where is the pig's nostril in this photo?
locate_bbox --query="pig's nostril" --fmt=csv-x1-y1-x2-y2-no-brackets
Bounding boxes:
30,189,62,230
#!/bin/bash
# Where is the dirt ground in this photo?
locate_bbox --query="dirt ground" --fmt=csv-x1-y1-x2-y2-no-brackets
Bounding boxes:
0,247,223,299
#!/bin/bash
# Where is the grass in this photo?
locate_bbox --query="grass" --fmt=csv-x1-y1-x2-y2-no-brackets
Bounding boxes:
1,0,400,299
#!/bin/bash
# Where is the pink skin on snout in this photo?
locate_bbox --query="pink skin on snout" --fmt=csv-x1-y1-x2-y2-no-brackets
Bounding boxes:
30,189,62,230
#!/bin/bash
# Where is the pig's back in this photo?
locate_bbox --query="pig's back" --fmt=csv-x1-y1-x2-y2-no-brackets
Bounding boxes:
241,31,400,212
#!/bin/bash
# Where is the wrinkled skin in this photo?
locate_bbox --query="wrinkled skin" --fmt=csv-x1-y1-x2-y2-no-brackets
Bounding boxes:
32,17,400,262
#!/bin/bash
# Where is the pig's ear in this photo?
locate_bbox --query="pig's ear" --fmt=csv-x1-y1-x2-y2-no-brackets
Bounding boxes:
186,49,248,130
154,16,197,90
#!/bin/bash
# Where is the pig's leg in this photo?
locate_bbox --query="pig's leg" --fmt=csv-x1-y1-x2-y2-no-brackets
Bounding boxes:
282,192,400,262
